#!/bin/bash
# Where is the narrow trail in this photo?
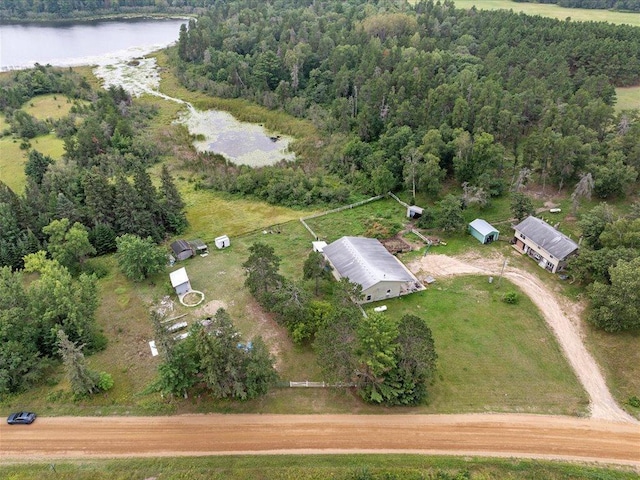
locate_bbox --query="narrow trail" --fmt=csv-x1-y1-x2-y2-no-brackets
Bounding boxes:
407,253,636,424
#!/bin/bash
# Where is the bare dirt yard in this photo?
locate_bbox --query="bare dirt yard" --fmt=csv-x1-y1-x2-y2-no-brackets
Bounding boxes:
407,253,636,424
1,414,638,467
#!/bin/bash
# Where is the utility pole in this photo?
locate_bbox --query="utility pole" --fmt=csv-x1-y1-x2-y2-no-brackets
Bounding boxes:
496,258,507,288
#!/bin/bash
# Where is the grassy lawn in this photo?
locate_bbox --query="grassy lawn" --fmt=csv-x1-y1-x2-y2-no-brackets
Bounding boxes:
0,133,65,193
452,0,640,26
368,276,587,415
22,93,76,121
1,455,638,480
615,86,640,112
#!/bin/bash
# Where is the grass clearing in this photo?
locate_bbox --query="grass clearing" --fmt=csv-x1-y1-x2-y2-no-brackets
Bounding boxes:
615,86,640,112
1,454,637,480
0,133,65,193
22,94,75,121
451,0,640,26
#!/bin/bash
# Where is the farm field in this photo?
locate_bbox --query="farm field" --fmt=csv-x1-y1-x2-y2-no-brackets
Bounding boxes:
452,0,640,26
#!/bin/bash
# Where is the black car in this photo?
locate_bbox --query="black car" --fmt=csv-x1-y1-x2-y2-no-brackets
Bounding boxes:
7,412,36,425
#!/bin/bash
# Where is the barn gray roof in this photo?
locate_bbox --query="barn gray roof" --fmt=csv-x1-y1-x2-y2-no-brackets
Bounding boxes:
469,218,498,236
514,216,578,260
322,237,416,290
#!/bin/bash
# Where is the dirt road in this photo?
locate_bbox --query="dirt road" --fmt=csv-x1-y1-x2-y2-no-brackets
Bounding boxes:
1,414,639,467
408,253,636,423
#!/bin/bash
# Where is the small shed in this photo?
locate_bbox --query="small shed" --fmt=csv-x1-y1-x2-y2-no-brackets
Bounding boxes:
215,235,230,249
468,219,499,244
171,240,193,261
312,241,328,253
169,267,191,296
407,205,424,219
189,239,209,256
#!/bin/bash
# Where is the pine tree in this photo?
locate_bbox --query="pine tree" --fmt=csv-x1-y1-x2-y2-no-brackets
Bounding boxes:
159,164,188,234
57,329,99,397
83,168,115,228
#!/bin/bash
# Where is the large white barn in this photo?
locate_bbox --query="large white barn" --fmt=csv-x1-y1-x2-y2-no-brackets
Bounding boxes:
322,236,423,303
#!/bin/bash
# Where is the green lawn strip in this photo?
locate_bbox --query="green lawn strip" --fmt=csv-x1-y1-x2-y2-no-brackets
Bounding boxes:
369,276,588,415
0,113,8,132
584,325,640,419
1,454,637,480
451,0,640,26
615,86,640,112
22,93,76,121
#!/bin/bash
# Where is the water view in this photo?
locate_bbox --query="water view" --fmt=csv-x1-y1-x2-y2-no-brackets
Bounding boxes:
0,18,187,70
1,17,295,166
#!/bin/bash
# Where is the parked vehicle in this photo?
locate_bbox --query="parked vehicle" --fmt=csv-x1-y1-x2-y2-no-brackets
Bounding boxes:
7,412,36,425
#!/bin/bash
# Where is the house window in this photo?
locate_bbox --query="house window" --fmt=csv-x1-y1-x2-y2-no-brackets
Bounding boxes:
386,289,391,294
366,294,372,301
519,233,525,239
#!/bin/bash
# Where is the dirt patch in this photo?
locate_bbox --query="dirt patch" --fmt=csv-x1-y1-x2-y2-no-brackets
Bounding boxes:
245,300,293,372
193,299,228,317
407,253,636,424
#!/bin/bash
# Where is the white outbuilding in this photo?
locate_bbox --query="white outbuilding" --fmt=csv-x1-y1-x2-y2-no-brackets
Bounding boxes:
215,235,230,249
169,267,191,296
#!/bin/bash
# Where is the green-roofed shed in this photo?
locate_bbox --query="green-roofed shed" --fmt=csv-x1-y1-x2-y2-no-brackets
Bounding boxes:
468,219,499,244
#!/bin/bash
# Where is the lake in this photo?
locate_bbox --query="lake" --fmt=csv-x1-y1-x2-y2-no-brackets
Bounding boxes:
0,17,295,166
0,18,187,70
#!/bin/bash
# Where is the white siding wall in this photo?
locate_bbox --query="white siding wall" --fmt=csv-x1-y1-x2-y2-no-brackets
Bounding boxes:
362,280,404,303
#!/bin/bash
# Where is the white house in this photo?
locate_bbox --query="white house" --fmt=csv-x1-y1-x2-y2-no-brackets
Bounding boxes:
169,267,191,295
513,216,578,273
322,236,423,303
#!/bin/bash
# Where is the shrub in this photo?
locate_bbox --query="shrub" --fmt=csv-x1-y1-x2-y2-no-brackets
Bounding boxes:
502,291,519,304
97,372,114,392
628,396,640,408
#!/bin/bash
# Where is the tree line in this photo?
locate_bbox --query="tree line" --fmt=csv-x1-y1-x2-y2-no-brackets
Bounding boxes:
172,0,639,208
514,0,640,13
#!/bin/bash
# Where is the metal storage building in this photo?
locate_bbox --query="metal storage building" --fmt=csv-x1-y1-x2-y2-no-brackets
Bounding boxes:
322,236,422,303
170,240,193,261
468,218,499,244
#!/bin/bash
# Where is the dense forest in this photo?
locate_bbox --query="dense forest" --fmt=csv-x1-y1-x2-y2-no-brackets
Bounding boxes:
514,0,640,13
171,0,640,207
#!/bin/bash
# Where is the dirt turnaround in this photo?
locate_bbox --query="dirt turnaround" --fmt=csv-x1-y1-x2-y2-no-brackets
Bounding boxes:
1,414,639,467
407,253,636,423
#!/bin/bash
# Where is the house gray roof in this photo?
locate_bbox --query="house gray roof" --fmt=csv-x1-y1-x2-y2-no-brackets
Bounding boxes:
514,216,579,260
469,218,498,236
322,237,417,290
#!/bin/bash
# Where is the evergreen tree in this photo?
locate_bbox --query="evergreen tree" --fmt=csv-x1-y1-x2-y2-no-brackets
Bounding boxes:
83,168,115,227
24,150,54,186
159,164,188,234
57,329,100,397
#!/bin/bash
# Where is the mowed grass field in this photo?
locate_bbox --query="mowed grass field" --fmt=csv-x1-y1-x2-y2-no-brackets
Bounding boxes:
1,454,638,480
452,0,640,26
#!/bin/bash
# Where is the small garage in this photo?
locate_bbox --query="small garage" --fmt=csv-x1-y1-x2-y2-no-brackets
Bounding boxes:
170,239,193,261
169,267,191,296
468,218,499,244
